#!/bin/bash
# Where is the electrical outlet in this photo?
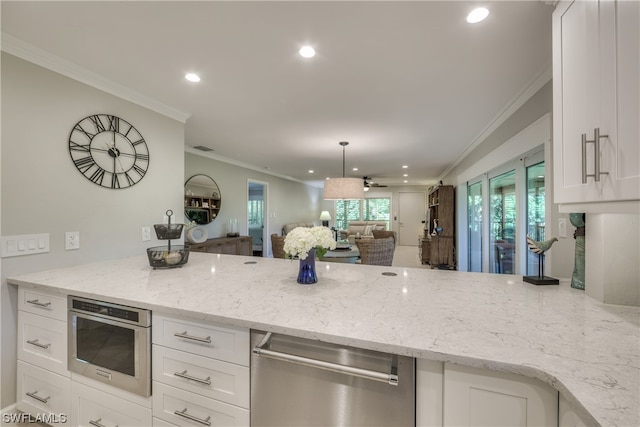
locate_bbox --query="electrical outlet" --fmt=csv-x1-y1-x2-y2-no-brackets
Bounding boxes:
142,226,151,242
65,231,80,250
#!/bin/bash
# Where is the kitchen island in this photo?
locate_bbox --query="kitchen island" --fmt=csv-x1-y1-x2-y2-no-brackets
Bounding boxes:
8,252,639,426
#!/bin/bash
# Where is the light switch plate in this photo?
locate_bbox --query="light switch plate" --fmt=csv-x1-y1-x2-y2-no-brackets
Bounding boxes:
1,233,50,258
558,218,567,238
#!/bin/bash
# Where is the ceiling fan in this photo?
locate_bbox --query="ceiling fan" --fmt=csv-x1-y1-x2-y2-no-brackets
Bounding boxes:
363,177,388,189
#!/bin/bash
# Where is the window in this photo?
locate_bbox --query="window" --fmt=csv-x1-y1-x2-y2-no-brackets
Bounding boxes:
335,197,391,230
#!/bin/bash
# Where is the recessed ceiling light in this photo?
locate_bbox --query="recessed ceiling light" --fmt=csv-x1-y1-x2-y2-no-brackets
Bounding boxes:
299,46,316,58
402,165,408,169
403,174,408,177
467,7,489,24
404,180,408,183
352,167,358,171
185,73,200,82
308,170,314,174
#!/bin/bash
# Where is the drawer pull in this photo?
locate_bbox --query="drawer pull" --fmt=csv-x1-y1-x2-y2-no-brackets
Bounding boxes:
174,370,212,386
89,418,118,427
25,390,50,404
174,408,211,426
26,299,52,308
26,339,51,350
174,331,212,344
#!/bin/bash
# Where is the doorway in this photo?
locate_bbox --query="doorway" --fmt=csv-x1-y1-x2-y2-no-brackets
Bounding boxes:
247,180,268,257
398,192,426,246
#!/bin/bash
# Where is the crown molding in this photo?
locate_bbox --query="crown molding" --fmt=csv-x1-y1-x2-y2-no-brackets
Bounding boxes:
1,33,190,123
184,146,321,187
438,61,552,182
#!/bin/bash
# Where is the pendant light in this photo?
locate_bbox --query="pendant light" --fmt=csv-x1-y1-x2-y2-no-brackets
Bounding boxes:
323,141,365,200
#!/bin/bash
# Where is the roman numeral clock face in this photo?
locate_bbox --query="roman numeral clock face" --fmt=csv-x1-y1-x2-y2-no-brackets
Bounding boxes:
68,114,150,189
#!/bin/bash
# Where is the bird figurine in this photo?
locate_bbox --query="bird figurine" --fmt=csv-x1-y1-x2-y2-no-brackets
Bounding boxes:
526,235,558,254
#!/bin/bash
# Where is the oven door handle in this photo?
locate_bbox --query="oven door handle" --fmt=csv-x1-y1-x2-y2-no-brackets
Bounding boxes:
174,331,211,344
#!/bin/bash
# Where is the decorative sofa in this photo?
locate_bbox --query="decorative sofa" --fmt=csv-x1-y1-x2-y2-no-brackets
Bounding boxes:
282,222,314,235
339,221,387,241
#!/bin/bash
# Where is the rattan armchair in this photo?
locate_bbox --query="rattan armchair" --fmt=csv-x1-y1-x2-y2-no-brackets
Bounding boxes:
356,237,395,266
271,234,286,258
371,230,397,246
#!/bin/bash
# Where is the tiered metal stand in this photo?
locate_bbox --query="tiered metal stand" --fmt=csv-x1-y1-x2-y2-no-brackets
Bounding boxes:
146,209,190,268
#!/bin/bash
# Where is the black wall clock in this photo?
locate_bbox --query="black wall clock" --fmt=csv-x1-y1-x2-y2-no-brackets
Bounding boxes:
68,114,150,189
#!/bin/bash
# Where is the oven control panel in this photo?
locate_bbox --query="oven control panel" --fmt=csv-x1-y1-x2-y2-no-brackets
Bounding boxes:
69,296,150,326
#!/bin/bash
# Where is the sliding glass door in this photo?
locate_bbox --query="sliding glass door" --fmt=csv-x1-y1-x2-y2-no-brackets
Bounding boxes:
489,170,516,274
526,162,546,275
467,181,482,272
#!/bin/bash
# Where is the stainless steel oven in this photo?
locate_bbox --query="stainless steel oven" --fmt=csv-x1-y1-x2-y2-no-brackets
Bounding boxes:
68,296,151,397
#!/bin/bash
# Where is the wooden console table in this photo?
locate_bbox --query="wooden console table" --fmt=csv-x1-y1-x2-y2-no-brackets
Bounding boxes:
188,236,252,256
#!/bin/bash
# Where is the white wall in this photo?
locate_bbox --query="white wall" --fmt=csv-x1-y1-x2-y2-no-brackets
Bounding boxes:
0,53,185,408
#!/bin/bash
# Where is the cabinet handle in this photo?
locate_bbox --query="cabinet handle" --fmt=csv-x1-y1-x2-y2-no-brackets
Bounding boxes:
174,331,212,344
581,133,588,184
174,370,212,386
582,128,610,183
26,299,51,308
26,339,51,349
593,128,609,182
89,418,118,427
174,408,211,426
25,390,50,404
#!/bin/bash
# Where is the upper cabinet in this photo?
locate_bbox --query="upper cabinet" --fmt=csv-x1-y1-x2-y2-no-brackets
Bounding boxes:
553,0,639,210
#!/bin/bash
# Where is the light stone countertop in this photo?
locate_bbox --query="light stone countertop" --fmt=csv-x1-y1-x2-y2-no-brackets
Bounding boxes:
8,252,639,426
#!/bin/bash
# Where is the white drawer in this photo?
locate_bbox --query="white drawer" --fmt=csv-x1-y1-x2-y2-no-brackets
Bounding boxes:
19,287,67,321
152,314,249,366
71,381,152,427
152,382,250,427
16,361,71,424
152,345,250,408
18,311,68,377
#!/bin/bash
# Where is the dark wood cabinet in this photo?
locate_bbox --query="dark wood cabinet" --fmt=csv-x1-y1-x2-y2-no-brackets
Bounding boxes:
188,236,252,256
425,185,455,269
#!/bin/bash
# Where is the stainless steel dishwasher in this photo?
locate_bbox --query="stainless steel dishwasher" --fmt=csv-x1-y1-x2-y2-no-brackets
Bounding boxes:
251,330,415,426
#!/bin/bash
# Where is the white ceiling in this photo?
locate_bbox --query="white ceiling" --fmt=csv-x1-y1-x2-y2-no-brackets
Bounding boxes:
1,1,553,187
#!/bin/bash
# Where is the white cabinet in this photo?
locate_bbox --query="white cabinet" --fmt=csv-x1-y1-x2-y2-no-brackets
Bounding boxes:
553,0,640,208
151,313,250,426
16,287,71,424
443,363,558,426
17,361,71,421
70,381,152,427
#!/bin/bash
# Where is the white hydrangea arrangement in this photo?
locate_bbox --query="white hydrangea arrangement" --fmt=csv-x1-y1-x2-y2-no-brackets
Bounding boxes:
284,226,336,259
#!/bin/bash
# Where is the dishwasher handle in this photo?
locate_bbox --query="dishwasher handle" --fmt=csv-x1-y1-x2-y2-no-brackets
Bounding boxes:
253,332,399,386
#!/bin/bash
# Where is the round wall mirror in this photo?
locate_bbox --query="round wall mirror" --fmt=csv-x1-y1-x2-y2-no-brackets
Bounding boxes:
184,174,221,224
